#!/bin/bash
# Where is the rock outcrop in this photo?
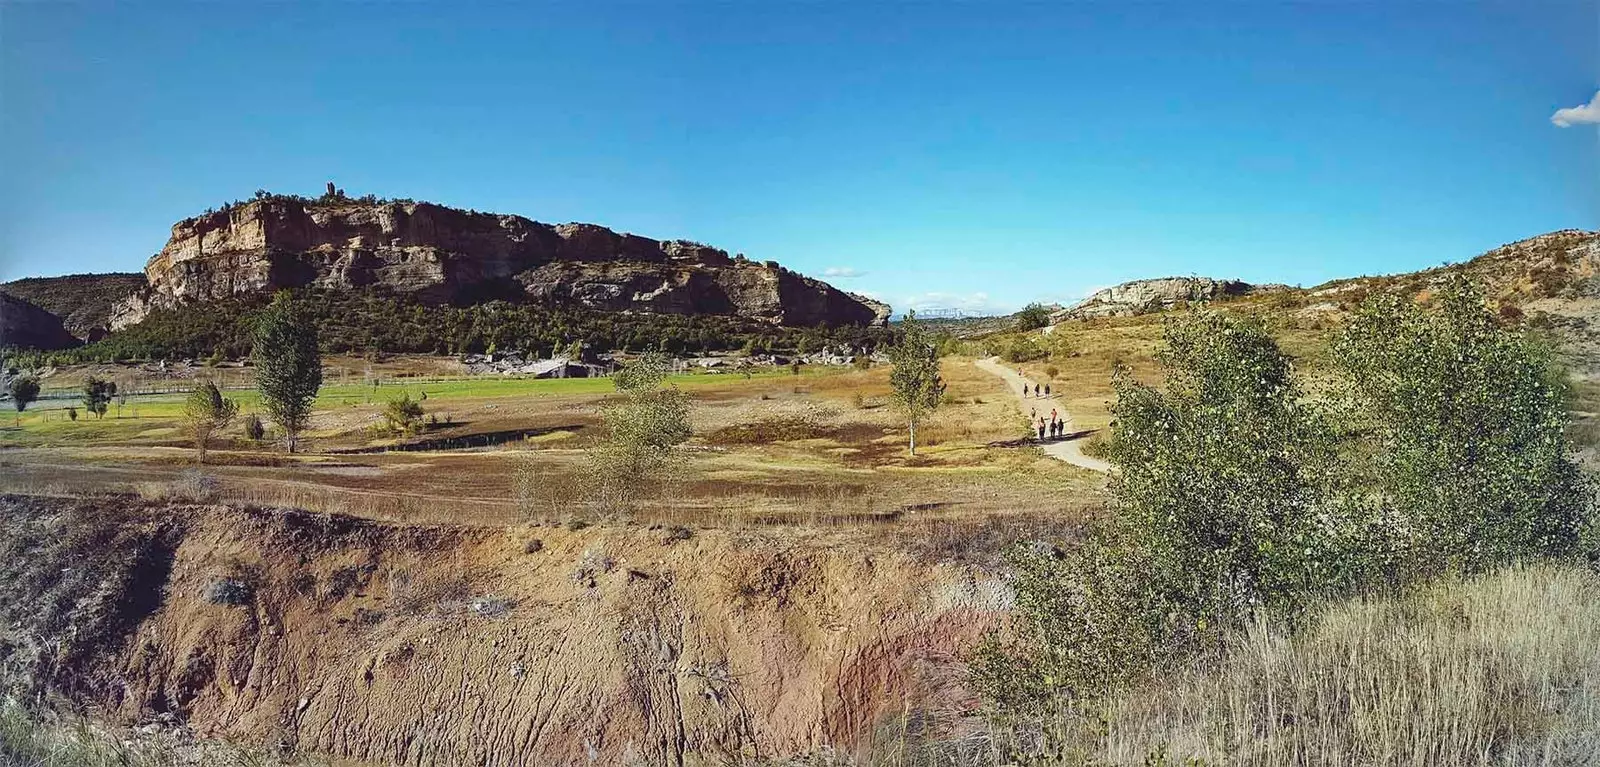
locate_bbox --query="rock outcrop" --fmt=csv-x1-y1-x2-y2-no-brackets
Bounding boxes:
1052,276,1257,320
110,197,890,329
0,292,79,350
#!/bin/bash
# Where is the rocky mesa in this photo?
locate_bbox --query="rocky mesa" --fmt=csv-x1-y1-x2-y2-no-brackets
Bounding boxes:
110,192,890,330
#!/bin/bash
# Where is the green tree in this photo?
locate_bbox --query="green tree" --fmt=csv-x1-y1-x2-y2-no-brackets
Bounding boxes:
1015,302,1052,331
1333,276,1595,573
252,292,323,453
82,377,115,419
183,380,239,464
888,311,946,455
8,377,39,413
976,312,1343,719
587,353,693,514
1105,312,1341,635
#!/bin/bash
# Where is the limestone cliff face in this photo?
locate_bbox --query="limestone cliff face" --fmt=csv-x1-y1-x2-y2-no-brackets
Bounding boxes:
110,198,889,329
1053,276,1259,320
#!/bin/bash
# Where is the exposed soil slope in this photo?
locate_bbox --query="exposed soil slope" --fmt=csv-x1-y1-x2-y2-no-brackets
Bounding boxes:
0,494,1007,766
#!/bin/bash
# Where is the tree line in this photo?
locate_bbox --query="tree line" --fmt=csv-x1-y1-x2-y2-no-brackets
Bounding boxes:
3,288,888,368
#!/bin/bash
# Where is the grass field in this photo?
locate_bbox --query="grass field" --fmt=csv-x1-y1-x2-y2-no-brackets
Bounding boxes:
1,356,1104,531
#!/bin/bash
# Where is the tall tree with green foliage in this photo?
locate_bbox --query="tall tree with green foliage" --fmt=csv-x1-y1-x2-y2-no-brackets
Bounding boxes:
8,377,39,413
182,380,239,464
81,377,115,420
1334,276,1595,573
888,311,946,455
252,292,322,453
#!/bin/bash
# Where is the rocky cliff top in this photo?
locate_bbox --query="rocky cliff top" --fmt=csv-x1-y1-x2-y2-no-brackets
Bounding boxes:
1052,276,1263,321
112,193,889,330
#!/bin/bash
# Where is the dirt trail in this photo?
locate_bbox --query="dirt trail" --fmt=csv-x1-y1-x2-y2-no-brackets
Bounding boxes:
974,357,1112,473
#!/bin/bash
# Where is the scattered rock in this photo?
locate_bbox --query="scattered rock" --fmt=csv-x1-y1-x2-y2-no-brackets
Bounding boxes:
201,578,252,607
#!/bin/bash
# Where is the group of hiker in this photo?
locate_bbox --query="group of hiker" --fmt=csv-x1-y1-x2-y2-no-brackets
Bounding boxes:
1029,406,1068,441
1024,376,1068,441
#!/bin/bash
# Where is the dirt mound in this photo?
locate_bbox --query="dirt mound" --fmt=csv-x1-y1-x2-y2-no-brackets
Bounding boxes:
0,494,1007,765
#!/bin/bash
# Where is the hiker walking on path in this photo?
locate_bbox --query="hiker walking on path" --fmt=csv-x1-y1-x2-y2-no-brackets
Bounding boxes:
1037,418,1047,441
1045,383,1051,397
974,356,1112,473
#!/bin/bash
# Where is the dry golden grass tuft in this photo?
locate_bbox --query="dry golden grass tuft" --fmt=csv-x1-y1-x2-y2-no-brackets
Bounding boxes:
1082,565,1600,766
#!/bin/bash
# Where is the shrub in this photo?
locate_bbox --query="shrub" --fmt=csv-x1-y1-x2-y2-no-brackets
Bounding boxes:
979,312,1346,717
243,412,266,441
202,577,253,606
586,353,693,514
382,393,425,436
971,521,1165,713
1105,312,1344,633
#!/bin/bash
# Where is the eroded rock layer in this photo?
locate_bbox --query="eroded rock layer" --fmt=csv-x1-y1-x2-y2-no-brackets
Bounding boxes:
110,198,889,329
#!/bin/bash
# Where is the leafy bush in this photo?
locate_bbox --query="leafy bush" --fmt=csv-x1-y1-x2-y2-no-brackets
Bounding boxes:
586,353,693,514
1015,303,1052,331
182,380,238,464
381,393,425,436
1107,312,1345,631
243,413,266,442
1333,276,1596,574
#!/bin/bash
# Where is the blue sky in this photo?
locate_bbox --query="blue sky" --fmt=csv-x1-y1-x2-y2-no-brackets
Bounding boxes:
2,2,1597,315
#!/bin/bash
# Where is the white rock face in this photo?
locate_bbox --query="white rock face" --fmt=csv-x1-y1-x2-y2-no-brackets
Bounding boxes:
1053,277,1255,320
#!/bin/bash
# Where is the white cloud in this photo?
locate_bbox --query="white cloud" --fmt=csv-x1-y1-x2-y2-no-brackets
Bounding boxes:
823,266,865,278
1551,90,1600,127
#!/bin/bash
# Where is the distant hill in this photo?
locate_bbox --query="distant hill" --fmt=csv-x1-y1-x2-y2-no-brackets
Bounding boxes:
0,272,146,340
0,292,79,350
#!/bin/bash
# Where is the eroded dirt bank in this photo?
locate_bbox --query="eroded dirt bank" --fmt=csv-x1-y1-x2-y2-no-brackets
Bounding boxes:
0,494,1010,765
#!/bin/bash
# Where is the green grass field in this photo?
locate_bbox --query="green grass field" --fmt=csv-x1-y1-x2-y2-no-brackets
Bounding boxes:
1,366,838,445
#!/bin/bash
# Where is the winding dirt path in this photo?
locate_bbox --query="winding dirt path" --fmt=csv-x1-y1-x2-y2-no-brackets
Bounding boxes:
974,357,1112,473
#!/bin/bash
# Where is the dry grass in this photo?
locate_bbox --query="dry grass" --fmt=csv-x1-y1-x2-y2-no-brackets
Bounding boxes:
0,698,327,767
1080,565,1600,766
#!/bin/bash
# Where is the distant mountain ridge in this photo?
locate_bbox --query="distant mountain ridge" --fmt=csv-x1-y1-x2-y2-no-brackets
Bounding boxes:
0,272,146,340
106,191,890,331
